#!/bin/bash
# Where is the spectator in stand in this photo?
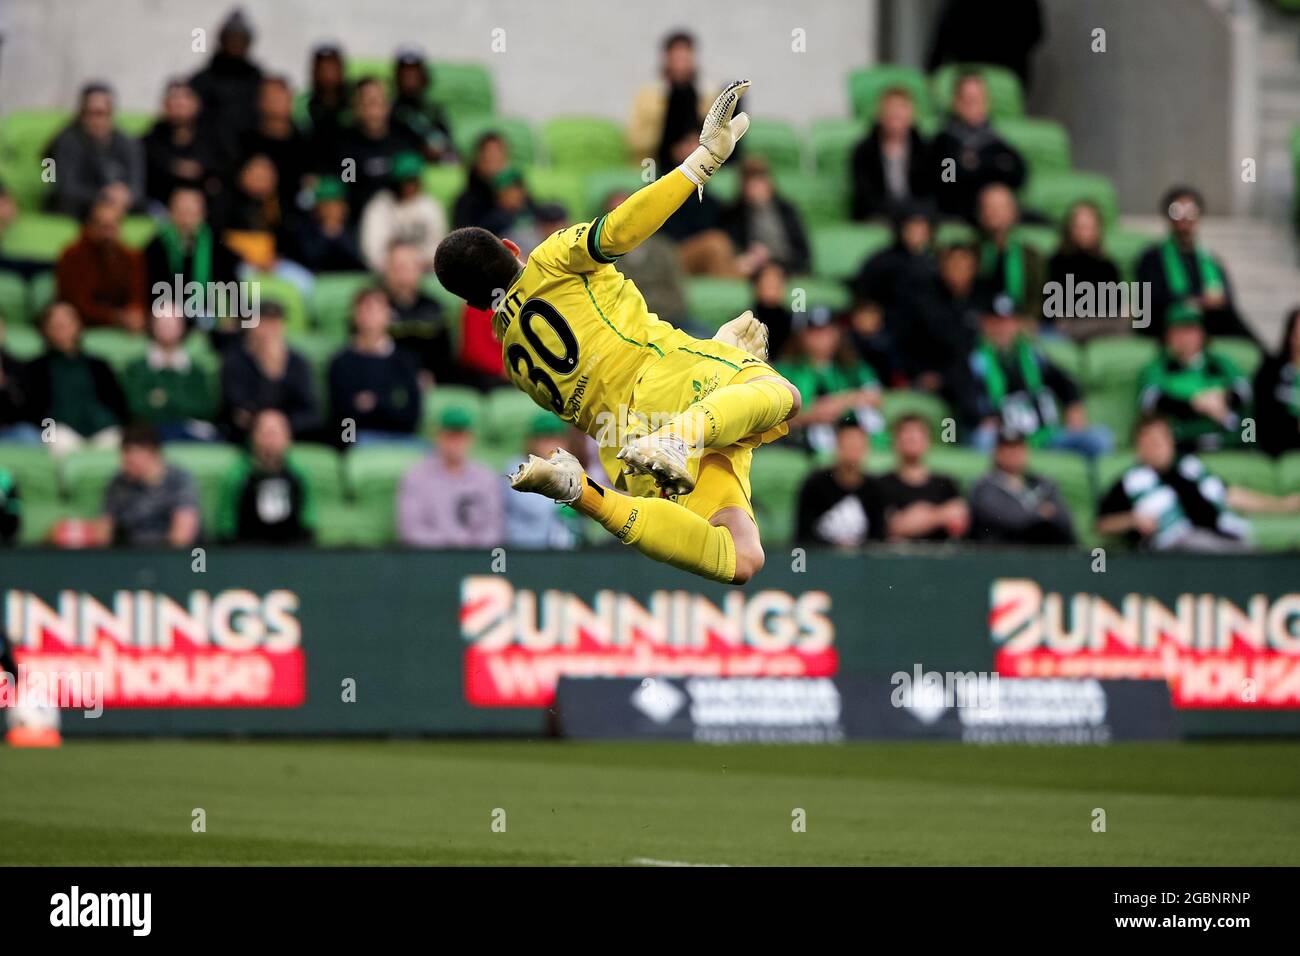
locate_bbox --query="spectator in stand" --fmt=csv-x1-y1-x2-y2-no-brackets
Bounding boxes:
360,151,447,271
142,79,217,208
928,0,1045,90
238,75,310,216
628,31,715,174
721,156,811,275
288,178,366,273
851,87,934,222
220,300,320,442
751,262,794,360
143,186,242,323
303,44,351,164
0,315,38,443
969,424,1075,545
475,167,537,245
452,131,510,229
603,190,689,327
1254,308,1300,457
457,303,508,391
974,183,1044,321
55,196,147,332
1138,304,1250,452
503,413,582,550
380,240,453,385
1136,185,1252,341
851,202,937,379
189,8,264,174
47,83,146,218
795,418,885,549
931,72,1026,223
0,468,19,544
776,305,884,456
900,242,982,391
661,132,749,276
217,407,315,544
1045,200,1123,340
212,153,311,290
96,422,201,548
25,302,127,455
337,77,424,217
1097,414,1299,552
951,293,1110,457
123,305,218,442
328,287,422,444
875,414,970,542
392,48,455,163
397,406,504,548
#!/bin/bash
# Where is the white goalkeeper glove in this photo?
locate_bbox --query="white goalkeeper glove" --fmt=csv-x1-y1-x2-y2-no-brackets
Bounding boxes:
713,310,769,361
679,79,751,197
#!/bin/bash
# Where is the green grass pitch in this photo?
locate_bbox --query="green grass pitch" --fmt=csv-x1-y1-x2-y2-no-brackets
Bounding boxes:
6,740,1300,865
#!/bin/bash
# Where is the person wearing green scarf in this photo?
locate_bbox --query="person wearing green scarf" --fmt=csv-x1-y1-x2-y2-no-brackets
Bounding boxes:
975,183,1044,320
958,295,1112,458
1135,185,1253,340
142,186,241,328
1252,307,1300,456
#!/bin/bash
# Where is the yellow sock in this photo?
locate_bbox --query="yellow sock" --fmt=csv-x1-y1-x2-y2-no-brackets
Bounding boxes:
574,478,737,583
663,378,793,449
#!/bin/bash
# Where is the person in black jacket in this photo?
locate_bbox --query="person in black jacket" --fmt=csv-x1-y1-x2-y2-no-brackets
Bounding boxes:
721,156,810,275
143,186,242,331
189,9,264,176
850,87,934,222
25,302,128,453
220,301,321,443
969,424,1075,545
1045,200,1123,339
851,202,937,380
142,79,219,208
930,73,1026,222
327,288,422,444
1253,308,1300,457
0,315,37,443
392,47,455,163
303,43,352,165
927,0,1045,90
336,78,425,219
452,132,510,229
795,419,885,548
899,241,982,390
219,408,315,544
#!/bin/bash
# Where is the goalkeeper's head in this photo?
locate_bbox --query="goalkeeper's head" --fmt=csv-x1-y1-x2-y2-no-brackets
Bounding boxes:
434,227,523,310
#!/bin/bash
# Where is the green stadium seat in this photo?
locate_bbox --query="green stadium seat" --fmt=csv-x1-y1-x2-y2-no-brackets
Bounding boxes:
1086,390,1140,449
685,277,752,330
344,57,392,85
931,63,1025,119
421,164,466,211
1278,451,1300,492
810,223,891,281
993,117,1071,173
1105,229,1156,282
1027,448,1095,535
3,325,42,360
0,445,60,508
0,213,79,262
287,442,345,506
524,166,587,222
1083,336,1158,390
847,65,933,123
483,388,549,452
183,330,221,378
1095,452,1135,497
344,445,428,545
82,328,148,374
750,445,815,545
62,448,119,517
1248,514,1300,552
1198,451,1277,494
121,215,157,249
1211,336,1262,379
163,443,240,529
309,272,372,336
452,114,535,167
808,119,866,191
313,500,367,547
1010,224,1058,258
774,172,848,227
881,389,952,432
423,384,484,431
935,221,977,246
704,167,740,205
787,276,850,312
919,445,990,492
540,116,627,170
27,270,55,316
1038,336,1084,381
742,118,804,174
0,110,68,208
0,270,27,325
287,329,345,399
115,112,155,137
247,274,309,333
429,62,497,117
1021,170,1119,227
583,168,652,221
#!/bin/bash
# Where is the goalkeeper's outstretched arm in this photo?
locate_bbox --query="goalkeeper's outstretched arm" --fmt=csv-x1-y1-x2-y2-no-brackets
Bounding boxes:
595,79,750,260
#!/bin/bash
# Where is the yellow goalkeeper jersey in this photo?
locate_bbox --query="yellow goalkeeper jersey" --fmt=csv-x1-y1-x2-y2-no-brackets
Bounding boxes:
493,217,694,436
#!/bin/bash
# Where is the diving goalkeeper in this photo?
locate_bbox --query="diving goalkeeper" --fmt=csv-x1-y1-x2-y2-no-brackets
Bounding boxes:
433,80,801,585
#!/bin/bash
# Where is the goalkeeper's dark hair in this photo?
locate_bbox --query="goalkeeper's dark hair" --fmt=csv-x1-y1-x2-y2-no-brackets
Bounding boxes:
434,227,520,310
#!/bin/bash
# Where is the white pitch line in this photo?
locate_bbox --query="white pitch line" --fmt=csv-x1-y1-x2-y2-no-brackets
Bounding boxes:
629,857,731,867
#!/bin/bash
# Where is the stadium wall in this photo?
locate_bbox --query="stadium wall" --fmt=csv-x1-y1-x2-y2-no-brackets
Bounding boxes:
0,0,874,123
4,548,1299,739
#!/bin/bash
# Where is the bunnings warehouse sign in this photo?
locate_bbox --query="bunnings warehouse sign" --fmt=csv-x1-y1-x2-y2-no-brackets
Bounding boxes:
2,549,1299,737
